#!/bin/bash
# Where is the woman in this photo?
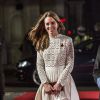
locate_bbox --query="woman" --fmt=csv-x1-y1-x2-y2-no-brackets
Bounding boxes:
28,11,79,100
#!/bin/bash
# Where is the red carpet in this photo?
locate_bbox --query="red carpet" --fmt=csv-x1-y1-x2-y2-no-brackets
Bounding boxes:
79,91,99,100
14,91,99,100
14,92,36,100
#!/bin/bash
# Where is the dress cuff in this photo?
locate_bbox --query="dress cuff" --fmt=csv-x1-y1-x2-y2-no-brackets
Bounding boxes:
57,80,65,86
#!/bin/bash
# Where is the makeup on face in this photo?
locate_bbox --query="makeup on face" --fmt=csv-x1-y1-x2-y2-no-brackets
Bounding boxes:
44,17,59,37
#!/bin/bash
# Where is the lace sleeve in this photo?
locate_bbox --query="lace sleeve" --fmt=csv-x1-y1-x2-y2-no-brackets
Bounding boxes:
37,51,49,84
57,38,74,86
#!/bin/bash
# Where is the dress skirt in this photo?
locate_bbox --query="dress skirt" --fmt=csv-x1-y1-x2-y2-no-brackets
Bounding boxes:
35,67,80,100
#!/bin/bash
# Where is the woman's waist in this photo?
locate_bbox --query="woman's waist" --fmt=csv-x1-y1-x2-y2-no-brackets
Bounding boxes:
45,65,64,73
45,66,64,82
45,65,65,68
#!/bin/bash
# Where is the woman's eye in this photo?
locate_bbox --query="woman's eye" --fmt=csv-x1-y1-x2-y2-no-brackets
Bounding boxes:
45,22,55,26
46,23,49,26
51,22,55,25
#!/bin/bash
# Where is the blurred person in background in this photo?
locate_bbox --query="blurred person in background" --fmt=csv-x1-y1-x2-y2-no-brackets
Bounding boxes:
74,25,92,46
93,45,100,100
93,22,100,92
93,45,100,88
0,27,5,100
28,11,79,100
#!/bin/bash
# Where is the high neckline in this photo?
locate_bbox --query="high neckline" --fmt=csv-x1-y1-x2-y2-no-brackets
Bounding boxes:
49,34,61,39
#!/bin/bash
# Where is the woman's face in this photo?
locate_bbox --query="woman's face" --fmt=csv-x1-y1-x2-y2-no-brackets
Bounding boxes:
44,16,59,36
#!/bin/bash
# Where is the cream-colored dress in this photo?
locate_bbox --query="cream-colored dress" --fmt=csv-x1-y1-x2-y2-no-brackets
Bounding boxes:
35,34,80,100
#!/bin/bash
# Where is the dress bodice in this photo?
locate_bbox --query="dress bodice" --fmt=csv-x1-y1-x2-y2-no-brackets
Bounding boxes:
43,34,68,67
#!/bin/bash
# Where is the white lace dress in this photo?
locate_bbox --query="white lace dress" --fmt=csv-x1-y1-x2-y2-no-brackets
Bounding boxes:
35,34,80,100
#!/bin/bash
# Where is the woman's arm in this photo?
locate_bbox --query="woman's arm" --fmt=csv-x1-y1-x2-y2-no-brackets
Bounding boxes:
57,38,74,86
37,51,49,84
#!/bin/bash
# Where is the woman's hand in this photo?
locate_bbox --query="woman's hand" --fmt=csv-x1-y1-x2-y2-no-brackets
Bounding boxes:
53,83,63,95
43,83,53,94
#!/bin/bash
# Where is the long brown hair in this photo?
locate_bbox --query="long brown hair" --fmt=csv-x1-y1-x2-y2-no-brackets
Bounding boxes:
28,11,65,51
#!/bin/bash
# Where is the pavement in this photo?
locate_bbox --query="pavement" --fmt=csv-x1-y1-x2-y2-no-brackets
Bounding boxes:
3,66,38,100
4,86,37,100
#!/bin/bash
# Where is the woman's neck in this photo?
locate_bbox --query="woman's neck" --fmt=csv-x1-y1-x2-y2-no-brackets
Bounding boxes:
49,32,59,38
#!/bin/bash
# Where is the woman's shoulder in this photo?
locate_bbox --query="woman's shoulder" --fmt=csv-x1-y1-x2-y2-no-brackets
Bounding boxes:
60,34,72,42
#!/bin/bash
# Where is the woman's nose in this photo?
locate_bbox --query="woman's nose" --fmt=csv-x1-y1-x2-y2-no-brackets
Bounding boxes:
49,24,52,27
